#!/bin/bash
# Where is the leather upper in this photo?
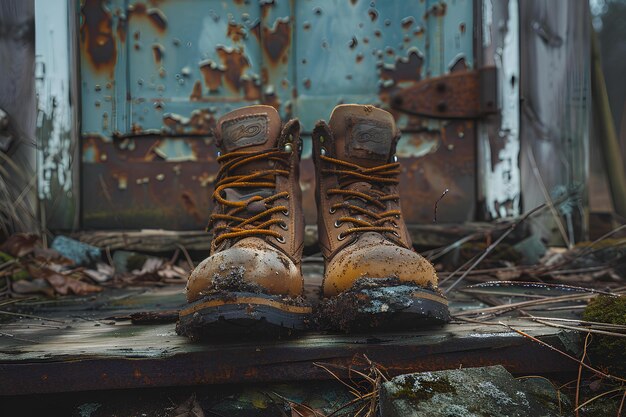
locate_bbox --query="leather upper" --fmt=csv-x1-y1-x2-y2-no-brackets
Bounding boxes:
312,104,439,297
186,105,304,302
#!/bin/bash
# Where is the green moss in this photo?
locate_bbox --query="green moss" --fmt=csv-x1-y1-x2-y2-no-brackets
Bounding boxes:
0,251,14,263
391,375,457,405
583,296,626,374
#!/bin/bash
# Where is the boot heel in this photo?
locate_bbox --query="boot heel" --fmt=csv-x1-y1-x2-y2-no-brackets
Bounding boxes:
177,291,312,340
315,278,450,332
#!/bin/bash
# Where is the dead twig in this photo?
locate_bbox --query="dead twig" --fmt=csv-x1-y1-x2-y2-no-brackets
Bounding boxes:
618,389,626,417
499,322,626,384
177,243,195,270
575,333,592,417
443,202,553,294
527,148,572,248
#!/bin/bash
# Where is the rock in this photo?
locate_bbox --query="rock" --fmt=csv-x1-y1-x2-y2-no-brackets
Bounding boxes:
379,365,570,417
112,250,149,273
51,236,101,266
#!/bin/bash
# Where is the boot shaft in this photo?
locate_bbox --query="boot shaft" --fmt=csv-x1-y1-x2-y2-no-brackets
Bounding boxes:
312,104,414,261
210,105,304,265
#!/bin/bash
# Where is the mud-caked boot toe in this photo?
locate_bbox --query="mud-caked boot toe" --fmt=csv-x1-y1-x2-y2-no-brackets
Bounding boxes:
313,104,449,332
186,238,303,301
176,105,311,340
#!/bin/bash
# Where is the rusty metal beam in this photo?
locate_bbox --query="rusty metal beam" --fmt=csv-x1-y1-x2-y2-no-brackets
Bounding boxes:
391,67,498,119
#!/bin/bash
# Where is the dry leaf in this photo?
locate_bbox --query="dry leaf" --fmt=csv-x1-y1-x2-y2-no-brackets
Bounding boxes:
11,278,55,296
290,403,326,417
0,234,39,258
26,264,101,295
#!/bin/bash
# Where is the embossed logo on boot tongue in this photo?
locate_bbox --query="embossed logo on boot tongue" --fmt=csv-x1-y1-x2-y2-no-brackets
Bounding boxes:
221,114,269,150
346,116,393,160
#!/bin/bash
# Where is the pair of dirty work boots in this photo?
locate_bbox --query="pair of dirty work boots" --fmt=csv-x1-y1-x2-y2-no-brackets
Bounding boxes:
177,104,449,340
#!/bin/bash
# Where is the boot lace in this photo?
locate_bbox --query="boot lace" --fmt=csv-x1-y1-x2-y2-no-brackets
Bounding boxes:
209,149,290,245
320,154,402,240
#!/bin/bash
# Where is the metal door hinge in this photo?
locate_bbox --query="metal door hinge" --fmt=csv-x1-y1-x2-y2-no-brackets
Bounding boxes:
391,66,498,119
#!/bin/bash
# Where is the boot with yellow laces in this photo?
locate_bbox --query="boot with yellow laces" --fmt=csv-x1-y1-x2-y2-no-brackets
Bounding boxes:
312,104,450,331
176,105,311,339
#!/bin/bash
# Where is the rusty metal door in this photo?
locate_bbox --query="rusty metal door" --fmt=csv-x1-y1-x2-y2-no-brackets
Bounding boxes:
79,0,476,230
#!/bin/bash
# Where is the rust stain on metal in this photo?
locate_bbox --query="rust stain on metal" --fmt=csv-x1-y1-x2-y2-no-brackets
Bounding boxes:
227,22,246,43
262,19,291,65
80,0,117,72
401,16,415,29
131,123,143,134
162,109,216,135
189,81,203,101
449,57,468,73
189,109,216,133
116,12,127,44
263,91,280,111
241,77,262,101
379,50,424,84
424,3,447,19
261,0,276,20
216,46,250,92
127,3,167,32
152,43,164,64
180,191,203,223
368,9,379,22
199,60,224,92
459,22,466,34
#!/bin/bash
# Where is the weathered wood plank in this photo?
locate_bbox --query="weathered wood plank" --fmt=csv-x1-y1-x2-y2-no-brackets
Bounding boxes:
0,285,578,395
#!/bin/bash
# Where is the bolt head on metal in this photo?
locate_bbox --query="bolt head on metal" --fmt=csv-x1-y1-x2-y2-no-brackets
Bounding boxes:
284,143,293,153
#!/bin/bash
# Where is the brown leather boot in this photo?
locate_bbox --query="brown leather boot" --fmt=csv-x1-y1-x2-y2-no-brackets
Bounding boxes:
177,105,311,339
312,104,449,331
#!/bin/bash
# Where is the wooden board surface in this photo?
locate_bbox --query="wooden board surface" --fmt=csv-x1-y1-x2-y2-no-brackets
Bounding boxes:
0,284,579,395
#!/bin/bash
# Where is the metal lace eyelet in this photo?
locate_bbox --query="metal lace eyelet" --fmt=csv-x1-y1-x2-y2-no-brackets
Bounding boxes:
334,220,342,228
279,221,288,230
392,231,400,237
320,147,327,156
276,235,286,243
392,222,398,228
282,209,289,216
337,232,347,241
329,207,336,214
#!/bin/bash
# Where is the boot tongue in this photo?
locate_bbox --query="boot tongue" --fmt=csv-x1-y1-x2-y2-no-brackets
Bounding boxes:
328,104,397,168
217,105,281,153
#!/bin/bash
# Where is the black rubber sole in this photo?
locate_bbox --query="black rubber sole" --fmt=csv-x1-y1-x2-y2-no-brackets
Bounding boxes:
176,292,312,341
315,279,450,332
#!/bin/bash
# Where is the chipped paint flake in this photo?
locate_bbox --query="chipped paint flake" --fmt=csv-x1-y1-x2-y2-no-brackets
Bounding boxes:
35,0,74,201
